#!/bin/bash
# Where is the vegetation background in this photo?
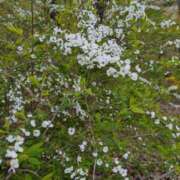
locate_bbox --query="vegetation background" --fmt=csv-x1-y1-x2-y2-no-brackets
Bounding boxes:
0,0,179,179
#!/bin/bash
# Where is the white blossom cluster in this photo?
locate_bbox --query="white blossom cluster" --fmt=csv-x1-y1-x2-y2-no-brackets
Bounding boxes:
160,19,176,29
47,2,149,81
106,59,139,81
174,39,180,49
6,85,24,123
112,165,128,177
56,138,130,179
5,135,25,173
112,157,128,178
59,19,123,70
56,149,88,179
146,111,180,138
75,102,87,120
163,39,180,50
64,166,88,180
123,0,146,22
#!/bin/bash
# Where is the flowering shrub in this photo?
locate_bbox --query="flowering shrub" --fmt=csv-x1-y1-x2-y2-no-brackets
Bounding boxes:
0,0,179,179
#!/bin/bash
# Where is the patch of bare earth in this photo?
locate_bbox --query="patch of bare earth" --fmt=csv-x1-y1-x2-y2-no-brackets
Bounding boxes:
160,100,180,116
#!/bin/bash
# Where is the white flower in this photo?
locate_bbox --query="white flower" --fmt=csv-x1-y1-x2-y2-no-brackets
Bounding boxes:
68,127,75,136
150,111,155,119
112,166,118,173
168,85,178,92
14,143,24,153
77,155,82,163
42,120,53,128
160,20,176,29
27,113,32,118
30,120,36,127
10,159,19,169
5,150,17,158
6,135,16,143
129,72,138,81
79,141,87,152
79,178,86,180
135,65,141,73
49,36,57,43
96,159,103,166
160,50,164,54
70,172,76,179
15,136,24,145
123,64,131,75
21,128,30,136
65,157,70,162
174,39,180,49
75,102,87,120
166,123,173,130
106,67,118,78
114,158,119,165
103,146,109,153
54,27,62,34
99,141,103,146
119,168,128,177
39,35,45,42
79,144,85,152
112,165,128,177
73,83,81,92
64,166,73,174
134,50,140,55
91,81,96,87
17,46,23,53
77,168,87,176
33,129,41,137
92,152,98,157
8,159,19,173
82,141,87,146
123,152,130,160
154,119,160,125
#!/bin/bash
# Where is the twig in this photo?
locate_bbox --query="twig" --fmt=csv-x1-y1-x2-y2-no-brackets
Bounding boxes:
31,0,34,47
92,159,97,180
5,172,13,180
5,168,41,180
84,90,98,179
42,112,58,137
31,0,34,74
19,168,41,178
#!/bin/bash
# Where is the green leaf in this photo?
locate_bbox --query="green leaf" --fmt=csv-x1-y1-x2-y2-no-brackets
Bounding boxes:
28,75,40,87
28,157,41,166
42,173,53,180
130,97,144,114
26,142,43,157
6,23,23,36
19,154,29,162
25,174,33,180
15,111,26,120
0,129,6,135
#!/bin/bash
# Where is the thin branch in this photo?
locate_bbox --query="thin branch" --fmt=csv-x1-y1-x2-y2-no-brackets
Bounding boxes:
5,172,13,180
31,0,34,46
92,159,97,180
19,168,41,178
31,0,34,74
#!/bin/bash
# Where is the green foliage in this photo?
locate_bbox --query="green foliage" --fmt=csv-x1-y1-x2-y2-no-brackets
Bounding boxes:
0,0,179,179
